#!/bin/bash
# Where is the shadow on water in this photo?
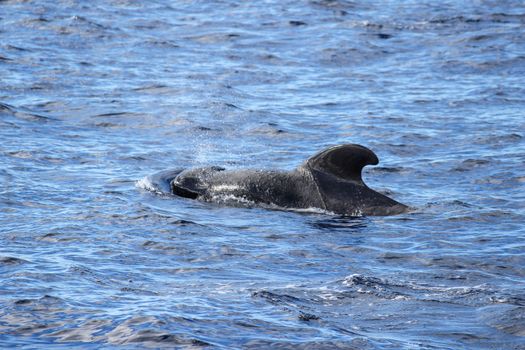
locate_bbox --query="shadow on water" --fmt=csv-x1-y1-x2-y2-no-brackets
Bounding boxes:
308,215,369,231
0,102,58,123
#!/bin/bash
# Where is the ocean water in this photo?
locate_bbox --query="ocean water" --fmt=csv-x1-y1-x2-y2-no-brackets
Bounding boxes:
1,0,524,349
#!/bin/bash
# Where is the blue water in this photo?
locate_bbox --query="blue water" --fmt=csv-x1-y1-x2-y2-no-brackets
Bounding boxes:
1,1,525,349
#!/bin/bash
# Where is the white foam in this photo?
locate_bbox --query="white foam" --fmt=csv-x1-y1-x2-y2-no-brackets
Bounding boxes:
135,176,153,190
135,176,164,194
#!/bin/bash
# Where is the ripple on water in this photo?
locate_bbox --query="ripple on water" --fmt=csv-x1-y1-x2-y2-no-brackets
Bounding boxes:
0,256,29,265
1,0,525,348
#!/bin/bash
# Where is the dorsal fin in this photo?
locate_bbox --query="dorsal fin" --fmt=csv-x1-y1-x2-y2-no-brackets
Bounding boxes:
304,144,379,184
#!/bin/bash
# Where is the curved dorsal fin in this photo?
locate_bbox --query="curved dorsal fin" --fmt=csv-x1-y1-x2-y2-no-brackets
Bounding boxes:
304,144,379,184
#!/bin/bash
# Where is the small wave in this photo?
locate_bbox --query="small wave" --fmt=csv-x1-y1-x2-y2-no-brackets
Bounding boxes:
342,274,409,300
453,158,492,172
371,166,407,174
341,274,497,306
474,133,523,146
0,256,29,265
135,176,160,193
246,124,287,136
423,200,479,212
0,102,57,122
13,294,67,308
309,216,367,230
483,306,525,337
136,169,182,195
110,326,210,347
252,290,303,306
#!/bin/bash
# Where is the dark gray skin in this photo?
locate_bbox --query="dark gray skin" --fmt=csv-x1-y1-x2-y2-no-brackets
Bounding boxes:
152,144,408,216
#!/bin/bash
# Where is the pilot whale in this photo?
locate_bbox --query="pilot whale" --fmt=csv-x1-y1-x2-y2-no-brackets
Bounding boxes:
147,144,408,216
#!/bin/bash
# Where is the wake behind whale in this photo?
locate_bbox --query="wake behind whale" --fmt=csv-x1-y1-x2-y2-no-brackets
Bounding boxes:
141,144,408,216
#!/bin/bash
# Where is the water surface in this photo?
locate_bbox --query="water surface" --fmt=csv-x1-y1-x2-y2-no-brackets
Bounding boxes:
1,1,524,349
